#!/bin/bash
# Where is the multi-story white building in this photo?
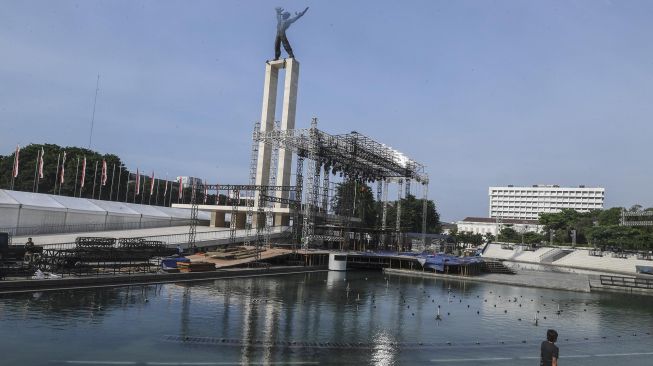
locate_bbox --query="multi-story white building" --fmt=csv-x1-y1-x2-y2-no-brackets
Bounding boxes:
489,185,605,220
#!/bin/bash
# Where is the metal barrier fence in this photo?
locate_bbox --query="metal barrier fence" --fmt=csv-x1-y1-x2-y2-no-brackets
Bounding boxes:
0,219,207,237
600,275,653,289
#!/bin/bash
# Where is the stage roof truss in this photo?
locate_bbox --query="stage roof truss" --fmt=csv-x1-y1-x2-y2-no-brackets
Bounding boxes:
254,127,428,183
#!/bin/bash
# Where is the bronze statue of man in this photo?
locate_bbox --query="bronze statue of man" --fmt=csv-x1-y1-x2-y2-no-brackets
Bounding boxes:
274,7,309,60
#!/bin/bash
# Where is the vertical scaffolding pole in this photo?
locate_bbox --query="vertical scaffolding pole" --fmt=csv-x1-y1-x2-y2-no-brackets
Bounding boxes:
321,166,330,213
229,189,240,245
188,184,198,252
421,180,429,252
376,180,383,250
301,118,319,251
293,155,304,248
245,122,261,247
381,179,389,249
396,179,404,250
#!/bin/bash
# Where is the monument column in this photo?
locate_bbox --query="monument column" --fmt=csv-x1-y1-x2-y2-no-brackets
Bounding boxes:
255,58,300,226
275,59,299,225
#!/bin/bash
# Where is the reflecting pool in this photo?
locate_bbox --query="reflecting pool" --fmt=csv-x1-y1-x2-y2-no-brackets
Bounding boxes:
1,271,652,365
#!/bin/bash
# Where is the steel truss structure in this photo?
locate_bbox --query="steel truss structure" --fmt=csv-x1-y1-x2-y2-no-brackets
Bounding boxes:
253,118,430,251
187,183,299,254
187,119,430,256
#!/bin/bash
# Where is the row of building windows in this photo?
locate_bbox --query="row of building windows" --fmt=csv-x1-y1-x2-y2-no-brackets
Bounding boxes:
491,199,603,203
490,201,603,207
491,192,603,198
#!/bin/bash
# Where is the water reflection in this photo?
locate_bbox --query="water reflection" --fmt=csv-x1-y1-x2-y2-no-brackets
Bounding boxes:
371,330,398,366
1,271,652,365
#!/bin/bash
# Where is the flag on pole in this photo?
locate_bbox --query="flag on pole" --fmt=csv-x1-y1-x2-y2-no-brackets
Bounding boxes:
59,151,67,184
80,157,87,187
163,177,168,197
150,171,155,195
203,179,208,204
38,147,44,179
101,160,107,186
135,169,140,195
12,145,20,178
178,176,183,201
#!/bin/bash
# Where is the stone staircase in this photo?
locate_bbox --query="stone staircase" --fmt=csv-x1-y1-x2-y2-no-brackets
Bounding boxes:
482,260,516,274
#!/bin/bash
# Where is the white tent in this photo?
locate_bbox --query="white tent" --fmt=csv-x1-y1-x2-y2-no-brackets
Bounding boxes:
4,190,67,234
89,199,141,230
0,190,20,231
0,189,205,235
125,203,171,228
50,194,107,230
157,206,210,221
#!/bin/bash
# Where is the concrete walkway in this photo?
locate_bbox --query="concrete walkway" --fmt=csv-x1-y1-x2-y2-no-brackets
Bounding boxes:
385,268,592,292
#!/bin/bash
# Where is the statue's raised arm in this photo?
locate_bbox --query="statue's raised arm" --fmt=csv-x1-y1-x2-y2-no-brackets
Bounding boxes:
289,7,309,24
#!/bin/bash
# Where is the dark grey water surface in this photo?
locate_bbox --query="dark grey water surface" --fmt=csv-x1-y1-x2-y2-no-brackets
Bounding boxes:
1,271,652,365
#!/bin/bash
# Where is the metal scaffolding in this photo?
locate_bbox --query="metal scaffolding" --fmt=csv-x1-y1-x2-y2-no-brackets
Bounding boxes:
187,119,430,255
253,118,429,251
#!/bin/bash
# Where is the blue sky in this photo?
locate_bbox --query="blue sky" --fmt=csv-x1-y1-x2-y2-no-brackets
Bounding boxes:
2,0,653,221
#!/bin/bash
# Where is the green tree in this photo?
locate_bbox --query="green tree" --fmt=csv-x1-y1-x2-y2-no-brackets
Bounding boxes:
332,179,377,228
1,143,179,206
498,226,520,243
383,194,441,234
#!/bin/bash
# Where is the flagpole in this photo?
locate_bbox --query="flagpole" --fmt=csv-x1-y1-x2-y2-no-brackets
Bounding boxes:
73,156,80,197
36,148,43,193
58,152,66,196
32,148,40,192
109,163,116,200
155,179,160,206
10,151,16,190
133,172,137,204
149,178,154,205
88,74,100,149
99,174,103,200
169,180,173,207
79,157,86,198
116,166,122,202
53,153,61,194
140,175,145,204
92,160,98,199
124,171,130,203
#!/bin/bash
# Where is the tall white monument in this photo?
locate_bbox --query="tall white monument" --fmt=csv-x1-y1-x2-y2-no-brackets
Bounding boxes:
256,58,300,225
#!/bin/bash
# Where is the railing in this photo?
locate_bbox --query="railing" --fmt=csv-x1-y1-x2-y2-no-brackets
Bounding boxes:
600,275,653,289
0,219,208,237
589,249,603,257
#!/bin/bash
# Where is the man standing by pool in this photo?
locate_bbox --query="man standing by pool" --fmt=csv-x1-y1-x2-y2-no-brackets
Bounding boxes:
541,329,559,366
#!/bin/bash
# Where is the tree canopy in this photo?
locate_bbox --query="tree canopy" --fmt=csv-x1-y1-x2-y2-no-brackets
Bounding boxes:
1,143,182,206
538,207,653,250
331,179,441,234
